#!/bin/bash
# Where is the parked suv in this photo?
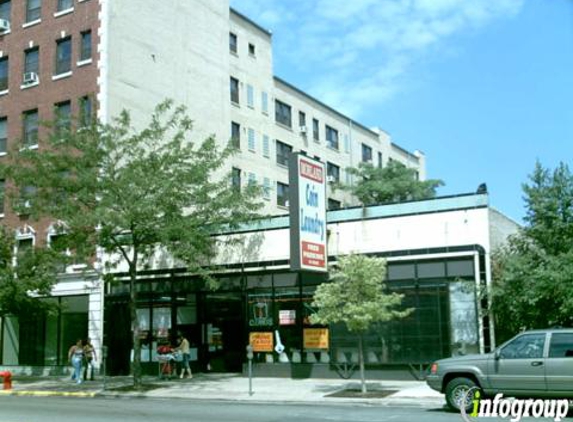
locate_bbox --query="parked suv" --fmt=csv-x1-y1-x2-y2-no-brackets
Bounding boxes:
426,328,573,411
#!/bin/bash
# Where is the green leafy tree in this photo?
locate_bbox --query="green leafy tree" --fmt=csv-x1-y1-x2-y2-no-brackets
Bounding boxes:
311,254,412,393
2,100,262,388
340,161,444,206
0,226,63,318
491,161,573,342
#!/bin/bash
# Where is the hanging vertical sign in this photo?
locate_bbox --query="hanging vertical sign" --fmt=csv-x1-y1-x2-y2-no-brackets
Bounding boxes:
289,153,327,272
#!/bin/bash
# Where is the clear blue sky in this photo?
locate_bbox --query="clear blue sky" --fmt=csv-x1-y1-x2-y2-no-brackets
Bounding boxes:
230,0,573,223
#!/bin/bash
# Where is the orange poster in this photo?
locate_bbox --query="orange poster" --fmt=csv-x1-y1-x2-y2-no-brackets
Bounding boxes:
303,328,329,350
249,332,274,352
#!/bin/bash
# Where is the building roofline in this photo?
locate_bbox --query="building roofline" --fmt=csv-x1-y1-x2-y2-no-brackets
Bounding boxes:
391,142,420,161
230,7,272,37
273,76,379,138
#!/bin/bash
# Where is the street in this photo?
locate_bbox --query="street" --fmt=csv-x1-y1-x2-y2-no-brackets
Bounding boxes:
0,396,457,422
2,396,569,422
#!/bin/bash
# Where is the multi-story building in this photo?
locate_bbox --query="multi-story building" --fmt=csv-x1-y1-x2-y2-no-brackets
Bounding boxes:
0,0,427,374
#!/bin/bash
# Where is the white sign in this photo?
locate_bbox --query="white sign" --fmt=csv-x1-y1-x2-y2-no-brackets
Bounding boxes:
289,154,327,272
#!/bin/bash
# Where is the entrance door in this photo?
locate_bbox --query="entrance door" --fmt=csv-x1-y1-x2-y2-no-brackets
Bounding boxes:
202,292,244,372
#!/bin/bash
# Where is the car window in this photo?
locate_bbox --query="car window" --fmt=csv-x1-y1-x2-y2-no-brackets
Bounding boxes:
548,333,573,358
500,333,545,359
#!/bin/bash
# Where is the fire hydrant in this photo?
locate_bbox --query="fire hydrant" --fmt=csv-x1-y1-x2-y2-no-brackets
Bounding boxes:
0,371,12,390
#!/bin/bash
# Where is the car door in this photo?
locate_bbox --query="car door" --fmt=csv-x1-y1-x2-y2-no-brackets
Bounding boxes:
487,332,547,392
545,332,573,395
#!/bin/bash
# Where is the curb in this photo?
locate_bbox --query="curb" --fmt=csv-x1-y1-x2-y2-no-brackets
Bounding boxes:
0,389,97,397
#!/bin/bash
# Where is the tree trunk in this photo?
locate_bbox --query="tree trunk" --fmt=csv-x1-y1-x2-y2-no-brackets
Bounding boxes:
129,255,142,389
358,333,367,394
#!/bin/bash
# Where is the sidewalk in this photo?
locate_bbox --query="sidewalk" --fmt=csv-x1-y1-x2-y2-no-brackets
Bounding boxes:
0,373,445,407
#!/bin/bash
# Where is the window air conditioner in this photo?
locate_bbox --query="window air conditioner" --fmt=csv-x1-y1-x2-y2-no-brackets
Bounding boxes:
327,175,336,183
299,126,307,134
0,19,10,32
23,72,39,85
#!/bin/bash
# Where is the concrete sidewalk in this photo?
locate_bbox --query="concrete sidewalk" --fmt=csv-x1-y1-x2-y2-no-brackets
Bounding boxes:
0,373,445,407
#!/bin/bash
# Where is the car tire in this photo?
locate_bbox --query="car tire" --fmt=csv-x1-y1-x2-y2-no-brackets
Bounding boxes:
445,377,481,412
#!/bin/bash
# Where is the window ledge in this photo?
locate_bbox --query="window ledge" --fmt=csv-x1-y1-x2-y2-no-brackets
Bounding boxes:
0,213,4,219
275,121,293,132
0,89,8,96
20,144,39,152
0,152,7,157
20,81,39,90
0,29,10,36
54,8,74,18
52,71,72,81
277,162,288,169
231,101,240,108
230,51,238,57
22,19,41,28
277,204,289,210
77,58,92,67
326,145,340,153
248,148,256,153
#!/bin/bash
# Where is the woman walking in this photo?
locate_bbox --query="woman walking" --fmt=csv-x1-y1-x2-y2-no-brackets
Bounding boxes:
68,339,84,384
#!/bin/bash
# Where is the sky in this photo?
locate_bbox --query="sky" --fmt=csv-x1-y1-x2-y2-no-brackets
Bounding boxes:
230,0,573,223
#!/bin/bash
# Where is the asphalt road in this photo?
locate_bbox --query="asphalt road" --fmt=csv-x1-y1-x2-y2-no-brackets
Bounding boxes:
0,396,461,422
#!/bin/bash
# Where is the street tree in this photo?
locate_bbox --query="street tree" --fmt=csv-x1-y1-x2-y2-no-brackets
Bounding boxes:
491,161,573,342
339,161,444,206
0,226,62,318
2,100,263,388
310,254,412,393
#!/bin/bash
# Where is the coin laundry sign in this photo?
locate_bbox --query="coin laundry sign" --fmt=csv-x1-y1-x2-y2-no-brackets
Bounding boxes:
289,153,327,272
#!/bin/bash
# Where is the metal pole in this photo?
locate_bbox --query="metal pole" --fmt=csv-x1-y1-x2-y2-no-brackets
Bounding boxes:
248,359,253,396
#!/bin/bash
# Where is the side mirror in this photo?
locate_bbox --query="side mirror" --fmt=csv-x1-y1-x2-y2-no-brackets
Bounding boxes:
494,349,501,360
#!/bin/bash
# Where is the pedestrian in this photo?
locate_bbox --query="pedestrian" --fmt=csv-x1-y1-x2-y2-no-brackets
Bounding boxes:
176,333,192,379
83,338,97,381
68,339,84,384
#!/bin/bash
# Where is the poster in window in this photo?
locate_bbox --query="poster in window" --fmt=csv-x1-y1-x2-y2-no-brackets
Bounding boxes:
279,310,296,325
303,328,329,350
249,332,274,352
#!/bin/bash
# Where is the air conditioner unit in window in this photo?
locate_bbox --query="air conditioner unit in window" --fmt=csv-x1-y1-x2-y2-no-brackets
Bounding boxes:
23,72,39,85
299,126,307,134
0,19,10,32
327,175,336,183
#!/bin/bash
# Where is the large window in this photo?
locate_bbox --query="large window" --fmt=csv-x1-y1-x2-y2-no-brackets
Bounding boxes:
327,162,340,183
230,121,240,149
312,118,319,141
362,143,372,163
25,0,41,22
54,101,71,136
275,99,291,128
298,111,306,129
277,182,289,207
79,30,92,62
261,91,268,114
0,117,6,154
24,47,39,74
276,140,292,166
55,37,72,75
325,125,338,150
22,109,39,147
0,56,8,91
57,0,73,12
229,32,237,53
231,167,241,191
230,77,239,103
246,84,254,108
79,95,93,127
0,0,10,22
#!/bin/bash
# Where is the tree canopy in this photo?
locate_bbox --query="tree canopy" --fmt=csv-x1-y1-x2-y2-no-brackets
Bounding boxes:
491,161,573,342
340,161,444,206
1,100,263,387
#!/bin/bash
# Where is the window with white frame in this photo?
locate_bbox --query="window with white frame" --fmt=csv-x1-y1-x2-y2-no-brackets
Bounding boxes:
263,177,270,200
312,118,319,142
55,36,72,75
362,143,372,163
22,109,39,147
327,162,340,183
275,99,291,128
231,167,241,191
79,30,92,62
231,121,240,149
261,91,268,114
248,172,256,186
230,77,239,103
54,101,71,136
25,0,41,22
0,0,11,23
262,134,270,158
56,0,72,12
0,57,9,91
248,128,255,151
24,47,40,81
247,84,254,108
229,32,237,54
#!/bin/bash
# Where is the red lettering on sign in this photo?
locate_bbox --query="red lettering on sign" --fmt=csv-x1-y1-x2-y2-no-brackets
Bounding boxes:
301,241,326,268
299,159,324,183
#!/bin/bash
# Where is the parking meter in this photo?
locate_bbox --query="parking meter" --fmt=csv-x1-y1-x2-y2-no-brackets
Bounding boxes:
246,344,254,360
246,344,254,395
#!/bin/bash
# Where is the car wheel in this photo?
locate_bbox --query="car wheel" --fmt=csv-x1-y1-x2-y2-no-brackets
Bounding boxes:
445,377,480,412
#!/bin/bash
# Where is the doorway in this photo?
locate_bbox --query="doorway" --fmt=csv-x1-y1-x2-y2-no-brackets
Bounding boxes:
202,292,245,372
